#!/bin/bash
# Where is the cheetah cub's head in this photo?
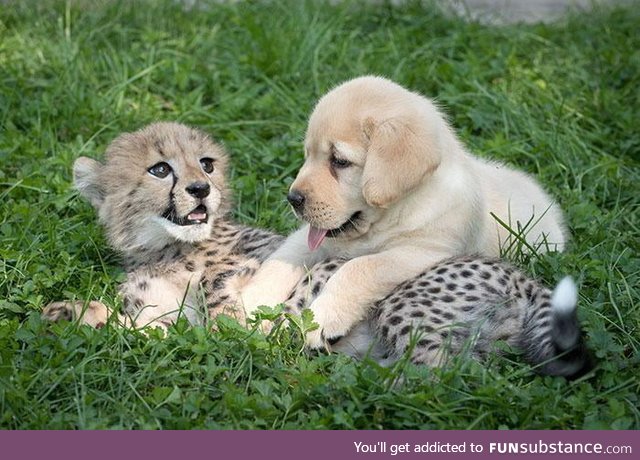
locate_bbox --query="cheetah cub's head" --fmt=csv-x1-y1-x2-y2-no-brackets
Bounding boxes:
74,122,229,252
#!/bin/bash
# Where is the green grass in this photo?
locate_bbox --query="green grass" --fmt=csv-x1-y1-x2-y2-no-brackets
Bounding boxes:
1,0,639,429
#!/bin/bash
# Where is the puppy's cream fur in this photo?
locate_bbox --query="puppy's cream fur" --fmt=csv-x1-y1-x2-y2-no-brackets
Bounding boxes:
241,76,567,348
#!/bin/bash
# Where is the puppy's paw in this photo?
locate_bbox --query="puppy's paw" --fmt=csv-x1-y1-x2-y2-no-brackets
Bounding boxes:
239,284,281,315
305,326,346,351
258,319,274,335
304,298,350,351
208,301,248,326
305,327,326,350
239,261,305,314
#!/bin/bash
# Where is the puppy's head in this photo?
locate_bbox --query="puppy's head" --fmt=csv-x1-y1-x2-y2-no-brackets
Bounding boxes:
289,76,443,250
74,122,229,252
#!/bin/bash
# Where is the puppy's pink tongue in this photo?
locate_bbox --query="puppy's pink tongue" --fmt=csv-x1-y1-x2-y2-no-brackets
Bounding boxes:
308,226,328,251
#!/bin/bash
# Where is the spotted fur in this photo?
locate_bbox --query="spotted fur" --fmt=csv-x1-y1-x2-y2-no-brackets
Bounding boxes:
287,257,590,378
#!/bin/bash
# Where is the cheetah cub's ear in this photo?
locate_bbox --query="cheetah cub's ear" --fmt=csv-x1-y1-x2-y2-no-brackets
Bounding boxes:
73,156,104,210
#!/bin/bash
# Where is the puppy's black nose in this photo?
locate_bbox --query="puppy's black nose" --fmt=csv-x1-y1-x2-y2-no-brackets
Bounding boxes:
287,190,306,210
186,182,210,198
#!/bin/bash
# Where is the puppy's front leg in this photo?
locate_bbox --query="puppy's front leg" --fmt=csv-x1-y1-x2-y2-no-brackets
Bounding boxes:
240,227,322,315
305,248,450,349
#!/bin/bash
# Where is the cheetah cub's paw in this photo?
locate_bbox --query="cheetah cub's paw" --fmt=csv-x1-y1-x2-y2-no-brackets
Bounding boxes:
42,300,111,328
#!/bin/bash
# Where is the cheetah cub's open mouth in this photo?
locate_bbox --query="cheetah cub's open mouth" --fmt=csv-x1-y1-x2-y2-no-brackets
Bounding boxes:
186,205,208,224
163,204,209,226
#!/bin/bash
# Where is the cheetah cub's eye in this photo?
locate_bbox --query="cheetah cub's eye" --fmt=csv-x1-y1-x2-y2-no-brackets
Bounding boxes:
200,157,215,174
148,162,172,178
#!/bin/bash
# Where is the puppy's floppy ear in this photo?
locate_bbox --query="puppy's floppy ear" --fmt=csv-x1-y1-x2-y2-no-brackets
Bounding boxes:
361,117,440,208
73,156,105,209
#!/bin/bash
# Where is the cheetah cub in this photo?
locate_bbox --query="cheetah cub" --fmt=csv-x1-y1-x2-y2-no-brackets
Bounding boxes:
289,257,591,378
43,122,284,328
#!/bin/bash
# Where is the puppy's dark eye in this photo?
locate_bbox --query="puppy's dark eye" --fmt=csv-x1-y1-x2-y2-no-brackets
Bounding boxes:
330,155,351,169
200,157,215,174
148,162,172,178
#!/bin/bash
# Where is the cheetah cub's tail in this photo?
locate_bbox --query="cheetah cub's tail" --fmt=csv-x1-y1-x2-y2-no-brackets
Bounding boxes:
523,277,591,378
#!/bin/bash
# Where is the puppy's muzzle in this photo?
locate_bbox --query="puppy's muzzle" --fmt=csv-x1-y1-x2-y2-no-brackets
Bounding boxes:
287,189,306,213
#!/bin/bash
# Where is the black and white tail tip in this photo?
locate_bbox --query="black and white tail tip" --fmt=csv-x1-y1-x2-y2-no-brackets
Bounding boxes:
545,277,591,378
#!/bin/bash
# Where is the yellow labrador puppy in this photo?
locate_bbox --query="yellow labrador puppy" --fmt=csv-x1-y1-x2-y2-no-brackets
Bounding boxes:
242,75,567,348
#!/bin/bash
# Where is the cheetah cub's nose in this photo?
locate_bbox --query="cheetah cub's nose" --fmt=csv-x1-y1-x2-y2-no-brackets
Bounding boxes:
186,182,210,198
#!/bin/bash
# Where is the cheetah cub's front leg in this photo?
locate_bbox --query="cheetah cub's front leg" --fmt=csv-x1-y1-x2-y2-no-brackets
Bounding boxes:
42,300,118,328
42,265,202,331
200,258,263,328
